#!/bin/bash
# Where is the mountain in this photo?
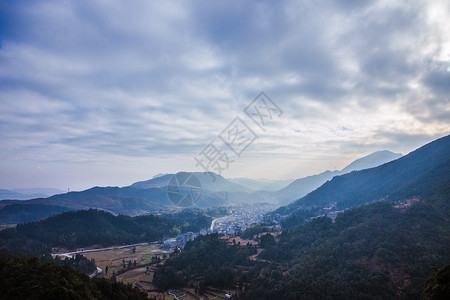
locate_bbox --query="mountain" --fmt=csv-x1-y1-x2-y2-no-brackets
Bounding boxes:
270,150,402,205
0,150,404,224
227,177,293,191
0,172,251,224
0,204,72,224
341,150,402,173
245,200,450,299
281,134,449,214
0,189,49,201
151,136,450,299
129,173,173,189
0,209,212,253
0,188,65,201
131,171,250,193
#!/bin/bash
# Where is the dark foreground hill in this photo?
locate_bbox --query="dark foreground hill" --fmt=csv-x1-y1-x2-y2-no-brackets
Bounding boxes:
0,255,148,299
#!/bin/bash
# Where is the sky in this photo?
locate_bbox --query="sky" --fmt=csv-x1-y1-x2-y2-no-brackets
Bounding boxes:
0,0,449,191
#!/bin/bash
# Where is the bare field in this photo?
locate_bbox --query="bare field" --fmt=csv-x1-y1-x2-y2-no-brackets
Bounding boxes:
81,244,171,279
81,243,239,299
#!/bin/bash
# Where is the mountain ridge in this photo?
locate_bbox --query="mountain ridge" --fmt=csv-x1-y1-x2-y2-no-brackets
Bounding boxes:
268,150,402,205
281,134,449,214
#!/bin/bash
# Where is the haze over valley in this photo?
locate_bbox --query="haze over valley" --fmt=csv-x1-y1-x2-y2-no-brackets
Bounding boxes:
1,1,449,299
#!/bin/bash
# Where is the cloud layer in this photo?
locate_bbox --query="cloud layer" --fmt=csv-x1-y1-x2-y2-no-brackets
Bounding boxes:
0,0,449,189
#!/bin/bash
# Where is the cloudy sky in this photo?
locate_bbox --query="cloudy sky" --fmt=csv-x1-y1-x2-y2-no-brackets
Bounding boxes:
1,0,449,190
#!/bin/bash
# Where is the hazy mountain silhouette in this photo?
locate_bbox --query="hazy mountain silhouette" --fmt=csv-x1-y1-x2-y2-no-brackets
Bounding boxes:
227,178,293,192
282,134,449,212
266,150,402,205
0,148,419,224
0,188,64,201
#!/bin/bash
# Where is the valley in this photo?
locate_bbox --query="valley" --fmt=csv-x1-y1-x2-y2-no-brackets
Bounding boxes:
1,135,449,299
2,2,449,298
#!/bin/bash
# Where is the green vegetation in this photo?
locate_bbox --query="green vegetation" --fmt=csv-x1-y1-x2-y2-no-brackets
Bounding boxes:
0,248,96,275
157,209,214,231
0,255,148,299
52,254,97,274
422,264,450,300
153,234,257,290
243,200,450,299
0,204,72,224
240,224,276,240
0,209,211,253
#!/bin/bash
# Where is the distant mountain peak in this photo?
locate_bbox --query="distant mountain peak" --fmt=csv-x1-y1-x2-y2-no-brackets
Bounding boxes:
341,150,402,173
152,173,169,179
286,134,449,211
273,150,403,205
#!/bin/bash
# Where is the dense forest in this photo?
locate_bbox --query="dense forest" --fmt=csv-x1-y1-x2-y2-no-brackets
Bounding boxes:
242,198,450,299
422,264,450,300
153,233,258,291
0,209,211,253
0,255,148,299
0,204,72,224
0,248,96,275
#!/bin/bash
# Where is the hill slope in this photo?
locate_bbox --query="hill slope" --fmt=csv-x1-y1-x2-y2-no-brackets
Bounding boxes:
0,171,251,224
285,134,449,211
270,150,402,205
245,199,450,299
0,255,148,299
0,209,212,253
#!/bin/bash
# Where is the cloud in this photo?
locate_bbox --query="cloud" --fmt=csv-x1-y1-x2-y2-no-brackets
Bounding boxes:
0,0,449,189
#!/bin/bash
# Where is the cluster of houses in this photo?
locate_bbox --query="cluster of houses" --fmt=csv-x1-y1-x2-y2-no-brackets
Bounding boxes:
162,232,196,248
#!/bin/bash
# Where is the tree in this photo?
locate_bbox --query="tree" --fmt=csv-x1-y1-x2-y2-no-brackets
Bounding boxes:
260,233,276,248
153,266,183,291
422,264,450,300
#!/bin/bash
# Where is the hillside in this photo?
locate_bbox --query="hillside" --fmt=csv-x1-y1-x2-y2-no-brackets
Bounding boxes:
0,172,251,224
271,150,402,205
148,135,450,299
0,255,148,299
0,204,72,224
153,233,257,290
152,198,450,299
243,199,450,299
0,209,212,253
0,150,404,224
131,171,250,193
282,134,449,212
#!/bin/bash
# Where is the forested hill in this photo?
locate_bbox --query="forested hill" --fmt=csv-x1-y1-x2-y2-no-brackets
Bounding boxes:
0,209,211,253
285,134,450,211
0,255,148,299
243,199,450,299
